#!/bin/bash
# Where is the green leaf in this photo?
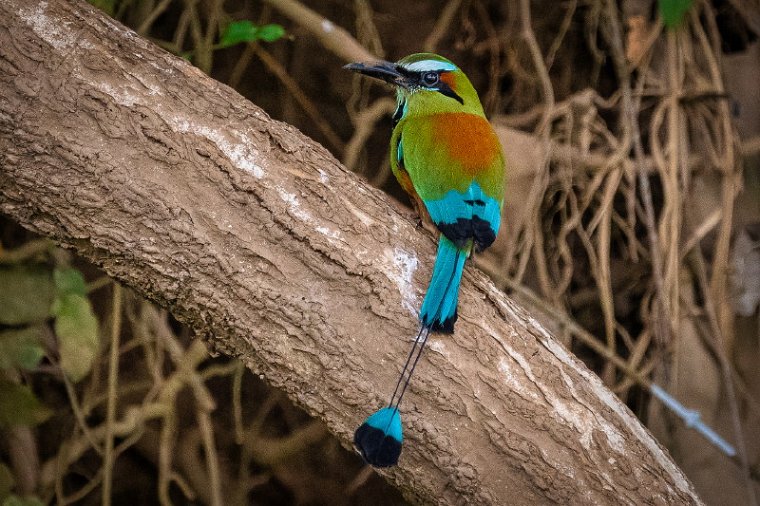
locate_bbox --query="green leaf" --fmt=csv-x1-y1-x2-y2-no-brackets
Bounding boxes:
256,24,286,43
0,327,45,370
54,267,87,297
0,380,52,427
219,21,285,48
659,0,693,29
0,267,54,325
2,496,44,506
53,294,99,382
220,20,258,48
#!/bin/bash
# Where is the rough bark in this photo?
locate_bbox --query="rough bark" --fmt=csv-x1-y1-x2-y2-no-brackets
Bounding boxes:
0,0,702,504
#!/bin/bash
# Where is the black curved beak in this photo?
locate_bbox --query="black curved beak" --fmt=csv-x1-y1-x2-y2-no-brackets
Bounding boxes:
344,60,409,88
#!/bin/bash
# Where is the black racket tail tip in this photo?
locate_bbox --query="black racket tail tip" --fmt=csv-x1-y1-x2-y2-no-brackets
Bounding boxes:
354,407,403,467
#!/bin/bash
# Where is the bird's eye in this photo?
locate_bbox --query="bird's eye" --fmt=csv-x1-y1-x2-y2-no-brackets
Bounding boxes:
421,72,439,86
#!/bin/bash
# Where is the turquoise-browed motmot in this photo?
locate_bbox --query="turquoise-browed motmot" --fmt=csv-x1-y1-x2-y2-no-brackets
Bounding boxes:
346,53,505,467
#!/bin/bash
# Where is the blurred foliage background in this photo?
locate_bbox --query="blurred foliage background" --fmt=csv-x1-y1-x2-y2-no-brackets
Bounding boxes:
1,0,760,504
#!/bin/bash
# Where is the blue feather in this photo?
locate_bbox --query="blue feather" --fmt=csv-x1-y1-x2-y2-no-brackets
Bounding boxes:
469,183,501,237
423,182,500,252
425,183,500,235
420,236,466,332
354,407,403,467
424,188,472,227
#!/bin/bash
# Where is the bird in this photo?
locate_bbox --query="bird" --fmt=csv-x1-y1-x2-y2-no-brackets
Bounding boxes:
345,53,505,467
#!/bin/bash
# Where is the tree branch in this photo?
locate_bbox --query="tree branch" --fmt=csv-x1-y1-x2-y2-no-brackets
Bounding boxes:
0,0,702,503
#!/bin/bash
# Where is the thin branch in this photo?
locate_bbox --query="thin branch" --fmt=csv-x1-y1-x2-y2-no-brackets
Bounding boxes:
0,238,55,264
102,283,123,505
423,0,462,52
254,45,345,153
342,97,395,172
262,0,376,62
136,0,173,35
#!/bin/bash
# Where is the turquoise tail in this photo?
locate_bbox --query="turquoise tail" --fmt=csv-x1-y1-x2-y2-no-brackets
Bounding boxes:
354,324,431,467
355,237,465,466
353,407,403,467
419,235,467,333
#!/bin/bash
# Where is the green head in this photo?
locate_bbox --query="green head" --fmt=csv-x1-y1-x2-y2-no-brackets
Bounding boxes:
345,53,485,118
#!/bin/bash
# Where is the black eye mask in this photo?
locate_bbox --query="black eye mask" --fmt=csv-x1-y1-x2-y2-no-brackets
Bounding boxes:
419,72,463,104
